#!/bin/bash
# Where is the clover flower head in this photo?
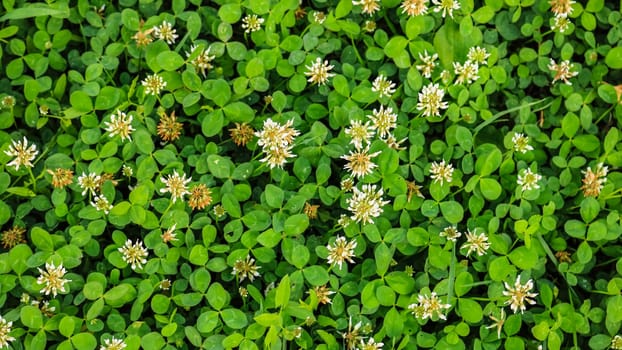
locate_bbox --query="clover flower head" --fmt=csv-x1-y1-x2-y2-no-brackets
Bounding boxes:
104,110,134,142
461,228,490,257
453,60,480,85
417,83,448,117
429,159,454,185
37,262,71,297
517,168,542,192
503,276,538,314
467,46,490,65
78,172,101,196
352,0,381,15
0,315,15,349
118,239,148,271
372,74,396,98
100,336,127,350
326,236,357,269
511,132,534,153
401,0,429,16
432,0,460,18
549,0,575,18
581,163,608,197
4,136,38,171
369,105,397,139
346,184,390,224
341,146,381,178
232,255,261,282
311,284,335,305
548,59,578,85
416,51,438,78
242,14,264,33
153,21,178,44
408,292,452,320
91,194,113,214
159,170,191,203
345,120,376,150
305,57,335,86
142,73,167,96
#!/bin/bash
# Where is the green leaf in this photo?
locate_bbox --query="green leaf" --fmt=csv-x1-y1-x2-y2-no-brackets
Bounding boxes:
104,284,137,307
221,309,248,329
141,333,165,350
454,271,474,297
207,155,233,178
189,245,209,265
605,47,622,69
472,6,495,23
479,178,502,200
302,265,329,286
70,90,92,112
459,298,483,323
202,79,231,107
223,102,255,123
265,184,284,208
31,227,54,251
242,210,271,231
275,275,291,308
59,316,76,337
384,307,404,338
284,214,309,236
440,201,464,224
508,246,538,270
580,197,599,223
197,311,220,333
375,243,392,277
207,282,229,310
475,144,502,176
21,305,43,329
572,134,600,153
157,51,185,71
384,36,408,58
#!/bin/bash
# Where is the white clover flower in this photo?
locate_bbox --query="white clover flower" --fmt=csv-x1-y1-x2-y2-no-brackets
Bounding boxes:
341,146,381,178
91,194,113,214
467,46,490,65
408,292,452,320
78,172,101,196
186,44,215,77
104,110,134,142
345,120,376,150
232,255,261,282
453,60,479,85
0,315,15,349
371,74,396,98
511,132,534,154
517,168,542,192
401,0,429,16
4,136,38,171
369,105,397,139
242,14,264,33
352,0,381,15
417,83,448,117
142,73,167,96
37,262,71,297
552,15,571,32
305,57,335,86
416,51,438,78
429,160,454,185
153,21,178,44
432,0,460,18
100,336,127,350
326,236,357,269
440,226,461,242
347,184,390,224
461,229,490,257
159,170,191,203
503,276,538,314
118,239,148,270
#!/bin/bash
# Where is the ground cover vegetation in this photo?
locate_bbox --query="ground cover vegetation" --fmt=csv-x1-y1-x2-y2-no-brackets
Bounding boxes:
0,0,622,349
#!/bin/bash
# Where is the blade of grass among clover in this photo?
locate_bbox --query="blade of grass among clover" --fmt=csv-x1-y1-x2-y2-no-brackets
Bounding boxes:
472,98,551,136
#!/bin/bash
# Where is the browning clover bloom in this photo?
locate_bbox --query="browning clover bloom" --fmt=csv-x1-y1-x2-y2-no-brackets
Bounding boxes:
352,0,381,15
429,159,454,185
0,315,15,349
369,105,397,139
417,83,448,117
47,168,74,189
303,202,320,219
359,337,384,350
161,224,178,243
345,120,375,150
37,262,71,297
341,146,381,178
160,170,191,203
485,308,506,339
341,317,364,350
157,110,183,142
416,51,438,78
440,225,461,242
230,123,255,147
548,59,578,85
503,276,538,314
186,45,215,77
132,21,154,47
232,255,261,282
1,226,26,249
511,132,534,153
153,21,178,45
347,184,390,224
5,136,38,170
91,194,113,214
311,285,335,305
188,183,212,210
118,239,148,270
432,0,460,18
408,292,452,320
326,236,357,269
581,163,608,197
372,74,396,98
461,228,490,257
401,0,429,16
100,336,127,350
549,0,575,17
104,110,134,142
78,172,101,196
407,181,425,201
242,14,264,33
142,73,167,96
453,60,479,85
517,168,542,192
305,57,335,86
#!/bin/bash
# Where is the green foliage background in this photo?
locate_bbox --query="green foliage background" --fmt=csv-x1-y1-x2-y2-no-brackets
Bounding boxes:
1,0,622,349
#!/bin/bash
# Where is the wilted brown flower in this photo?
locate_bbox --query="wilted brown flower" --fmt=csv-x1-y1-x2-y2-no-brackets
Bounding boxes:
47,168,74,189
132,20,154,48
229,123,255,147
188,184,212,210
1,226,26,249
303,202,319,219
157,111,183,142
